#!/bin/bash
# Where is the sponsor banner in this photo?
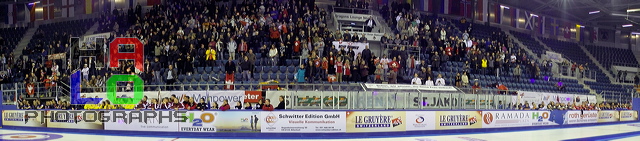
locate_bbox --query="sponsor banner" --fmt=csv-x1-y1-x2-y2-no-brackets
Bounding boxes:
244,91,263,103
517,91,596,105
46,110,103,129
405,111,436,131
406,93,513,110
481,111,557,128
170,91,246,108
346,111,406,132
83,32,111,44
103,111,179,132
179,111,261,132
435,111,482,130
364,84,458,91
597,110,620,123
262,111,346,133
620,110,638,121
266,91,348,109
564,110,598,124
334,13,370,22
83,91,246,108
2,110,47,127
545,51,564,63
332,41,369,60
47,53,66,60
517,91,544,104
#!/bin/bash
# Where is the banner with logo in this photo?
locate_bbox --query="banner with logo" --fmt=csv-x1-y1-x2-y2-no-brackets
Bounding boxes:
564,110,598,124
545,51,564,63
346,111,406,132
620,110,638,121
103,111,179,131
481,111,557,128
244,91,263,103
45,110,103,129
2,110,47,127
170,91,246,108
262,111,346,133
597,110,620,122
83,32,111,44
435,111,482,130
179,111,261,132
364,84,458,91
266,91,349,109
405,111,436,131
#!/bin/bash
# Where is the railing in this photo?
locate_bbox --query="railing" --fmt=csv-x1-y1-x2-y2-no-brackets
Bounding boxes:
333,7,371,15
600,90,634,103
558,65,597,80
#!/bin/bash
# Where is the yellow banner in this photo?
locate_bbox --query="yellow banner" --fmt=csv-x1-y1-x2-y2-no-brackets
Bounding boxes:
85,0,92,14
346,111,406,132
435,111,483,130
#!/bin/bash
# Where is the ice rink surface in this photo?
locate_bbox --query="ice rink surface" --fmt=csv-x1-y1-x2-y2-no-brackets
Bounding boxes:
2,123,640,141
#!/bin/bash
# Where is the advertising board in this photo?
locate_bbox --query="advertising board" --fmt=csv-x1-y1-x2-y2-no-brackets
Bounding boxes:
405,111,436,131
262,111,345,133
346,111,405,132
564,110,598,124
597,110,620,123
620,110,638,121
266,91,348,109
2,110,46,127
435,111,482,130
481,111,557,128
45,110,104,129
103,111,179,131
179,111,261,132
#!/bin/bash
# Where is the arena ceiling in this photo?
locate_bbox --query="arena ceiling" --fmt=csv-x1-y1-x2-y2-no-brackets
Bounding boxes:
497,0,640,30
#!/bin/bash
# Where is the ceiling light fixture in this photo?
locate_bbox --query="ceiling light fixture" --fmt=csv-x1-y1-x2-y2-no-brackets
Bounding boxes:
622,24,633,27
589,11,600,14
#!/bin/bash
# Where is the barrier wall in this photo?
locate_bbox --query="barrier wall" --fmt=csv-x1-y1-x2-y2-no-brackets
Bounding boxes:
1,110,637,137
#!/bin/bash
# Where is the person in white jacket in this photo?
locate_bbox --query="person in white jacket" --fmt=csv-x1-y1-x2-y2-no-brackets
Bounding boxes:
411,73,422,85
435,74,446,86
228,38,237,60
424,76,435,86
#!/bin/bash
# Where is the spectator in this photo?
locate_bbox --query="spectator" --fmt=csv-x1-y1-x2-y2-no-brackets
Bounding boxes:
435,74,446,86
240,56,252,81
461,72,469,87
263,99,275,111
165,65,178,86
296,64,307,83
472,82,481,94
220,100,230,111
275,96,286,109
411,73,422,85
389,69,398,84
225,58,236,83
425,76,435,86
556,81,566,91
269,45,278,66
513,65,522,82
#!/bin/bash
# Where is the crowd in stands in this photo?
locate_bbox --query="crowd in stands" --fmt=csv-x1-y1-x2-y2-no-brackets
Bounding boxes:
499,101,632,111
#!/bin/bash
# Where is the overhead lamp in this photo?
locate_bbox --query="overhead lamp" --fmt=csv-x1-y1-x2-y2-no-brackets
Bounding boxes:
500,5,510,9
631,32,640,35
627,9,640,12
530,14,539,17
622,24,633,27
589,11,600,14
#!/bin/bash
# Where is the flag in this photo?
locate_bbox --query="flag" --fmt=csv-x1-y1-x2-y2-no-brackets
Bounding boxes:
563,23,572,39
147,0,162,6
511,8,517,27
85,0,93,14
62,0,75,17
42,0,55,20
494,3,501,24
538,16,545,35
476,0,488,22
26,3,36,22
575,24,581,41
592,27,599,42
442,0,451,14
460,0,473,18
6,4,17,24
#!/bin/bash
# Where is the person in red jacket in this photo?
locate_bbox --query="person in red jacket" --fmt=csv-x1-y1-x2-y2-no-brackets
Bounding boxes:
220,100,231,111
262,99,274,111
172,99,184,110
184,97,197,110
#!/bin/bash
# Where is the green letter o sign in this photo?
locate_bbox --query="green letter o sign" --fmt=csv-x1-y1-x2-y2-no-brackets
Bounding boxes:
106,75,144,104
